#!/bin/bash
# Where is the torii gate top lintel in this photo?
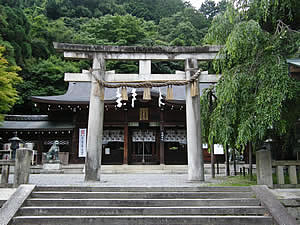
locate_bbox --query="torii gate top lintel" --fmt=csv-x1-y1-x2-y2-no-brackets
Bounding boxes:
53,42,221,61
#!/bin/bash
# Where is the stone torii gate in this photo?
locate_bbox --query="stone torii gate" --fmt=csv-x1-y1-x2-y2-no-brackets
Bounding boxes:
54,42,221,182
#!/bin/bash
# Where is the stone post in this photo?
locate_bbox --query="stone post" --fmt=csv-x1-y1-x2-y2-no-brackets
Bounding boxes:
1,165,10,184
288,166,297,184
185,58,204,181
85,54,105,181
14,148,33,187
276,166,285,185
256,149,273,188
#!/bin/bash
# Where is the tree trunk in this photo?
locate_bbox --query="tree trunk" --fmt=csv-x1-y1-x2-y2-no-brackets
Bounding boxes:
210,140,215,178
225,144,230,176
249,142,253,180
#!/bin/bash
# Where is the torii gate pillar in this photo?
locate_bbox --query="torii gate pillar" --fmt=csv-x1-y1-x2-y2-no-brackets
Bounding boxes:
85,55,105,181
185,58,205,181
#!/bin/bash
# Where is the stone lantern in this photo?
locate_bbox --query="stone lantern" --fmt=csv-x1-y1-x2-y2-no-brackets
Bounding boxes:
9,132,22,159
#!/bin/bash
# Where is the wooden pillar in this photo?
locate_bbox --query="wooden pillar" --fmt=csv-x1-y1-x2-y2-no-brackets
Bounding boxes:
185,58,204,181
159,109,165,164
85,54,105,182
123,110,128,164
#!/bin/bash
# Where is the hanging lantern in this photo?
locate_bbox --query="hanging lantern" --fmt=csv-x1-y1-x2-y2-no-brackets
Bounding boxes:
166,86,174,100
121,87,128,101
143,87,151,100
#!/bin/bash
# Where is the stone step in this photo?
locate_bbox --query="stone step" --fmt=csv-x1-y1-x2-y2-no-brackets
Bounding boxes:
18,206,267,216
30,191,254,199
12,215,273,225
35,186,252,192
25,198,260,207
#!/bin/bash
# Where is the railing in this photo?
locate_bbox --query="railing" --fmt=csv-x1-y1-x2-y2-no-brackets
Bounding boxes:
272,160,300,188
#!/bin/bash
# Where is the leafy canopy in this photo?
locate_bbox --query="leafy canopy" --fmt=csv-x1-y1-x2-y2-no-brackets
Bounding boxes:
0,46,22,121
201,0,300,150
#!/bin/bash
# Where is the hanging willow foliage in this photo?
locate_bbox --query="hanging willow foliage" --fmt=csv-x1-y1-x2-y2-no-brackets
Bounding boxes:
201,0,300,151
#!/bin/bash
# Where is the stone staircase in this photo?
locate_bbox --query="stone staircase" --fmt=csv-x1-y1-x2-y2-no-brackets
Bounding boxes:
11,186,273,225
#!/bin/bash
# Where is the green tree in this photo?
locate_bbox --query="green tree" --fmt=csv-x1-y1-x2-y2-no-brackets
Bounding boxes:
0,46,22,121
158,7,209,45
14,55,82,113
199,0,227,21
0,5,32,66
201,0,300,154
74,14,153,45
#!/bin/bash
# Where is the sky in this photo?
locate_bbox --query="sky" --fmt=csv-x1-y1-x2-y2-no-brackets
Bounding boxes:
187,0,220,9
187,0,204,9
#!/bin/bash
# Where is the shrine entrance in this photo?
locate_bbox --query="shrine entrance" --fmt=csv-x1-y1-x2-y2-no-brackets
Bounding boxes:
130,129,159,164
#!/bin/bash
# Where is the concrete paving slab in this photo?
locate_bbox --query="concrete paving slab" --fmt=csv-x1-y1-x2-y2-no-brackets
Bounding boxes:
0,189,16,201
8,174,221,187
270,189,300,199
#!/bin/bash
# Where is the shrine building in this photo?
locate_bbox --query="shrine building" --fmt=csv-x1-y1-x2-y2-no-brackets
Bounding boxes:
0,81,214,165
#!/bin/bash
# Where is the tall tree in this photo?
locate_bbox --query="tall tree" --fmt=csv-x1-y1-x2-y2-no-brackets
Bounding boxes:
201,0,300,154
0,46,22,121
0,5,32,66
14,55,82,113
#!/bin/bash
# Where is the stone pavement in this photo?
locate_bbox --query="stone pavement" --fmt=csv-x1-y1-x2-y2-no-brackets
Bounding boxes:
8,173,220,187
0,174,220,202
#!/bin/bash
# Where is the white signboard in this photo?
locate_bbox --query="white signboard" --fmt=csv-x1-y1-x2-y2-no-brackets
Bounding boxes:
78,128,87,157
105,148,110,155
214,144,224,155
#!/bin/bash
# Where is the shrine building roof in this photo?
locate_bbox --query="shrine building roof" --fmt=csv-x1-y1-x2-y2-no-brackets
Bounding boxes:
31,82,213,105
0,115,74,131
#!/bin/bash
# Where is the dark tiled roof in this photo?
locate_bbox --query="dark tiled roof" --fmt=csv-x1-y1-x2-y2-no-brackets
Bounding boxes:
31,82,214,105
0,120,74,131
287,58,300,67
5,115,48,121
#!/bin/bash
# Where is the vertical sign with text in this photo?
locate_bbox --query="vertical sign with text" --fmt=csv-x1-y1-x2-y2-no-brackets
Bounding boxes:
78,128,87,157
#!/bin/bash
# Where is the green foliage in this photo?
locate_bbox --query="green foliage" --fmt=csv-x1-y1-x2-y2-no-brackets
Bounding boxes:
14,55,81,112
199,0,228,21
28,14,74,58
0,0,213,115
121,0,185,23
158,8,209,45
0,5,31,65
74,14,153,46
201,0,300,152
0,46,22,121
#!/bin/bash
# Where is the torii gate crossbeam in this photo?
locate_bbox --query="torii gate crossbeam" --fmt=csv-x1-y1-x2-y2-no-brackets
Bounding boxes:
54,42,221,182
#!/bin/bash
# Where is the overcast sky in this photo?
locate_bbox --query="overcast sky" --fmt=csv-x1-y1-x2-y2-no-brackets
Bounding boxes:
187,0,220,9
187,0,204,9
